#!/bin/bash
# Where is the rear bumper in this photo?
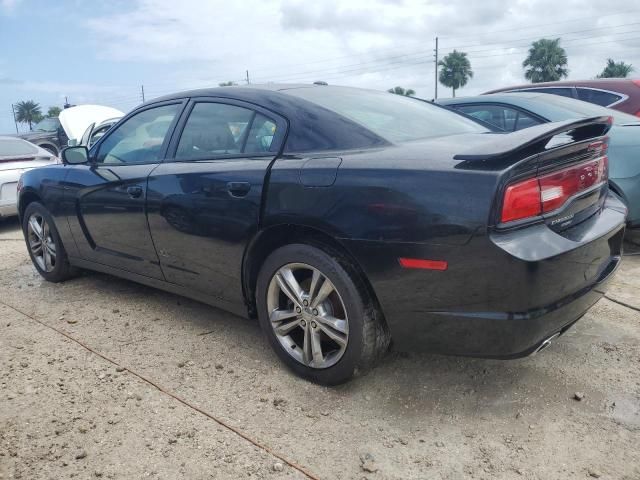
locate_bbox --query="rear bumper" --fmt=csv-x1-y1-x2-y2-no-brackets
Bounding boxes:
341,194,626,357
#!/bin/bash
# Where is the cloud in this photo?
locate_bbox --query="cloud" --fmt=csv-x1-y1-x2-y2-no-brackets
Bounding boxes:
83,0,640,99
0,0,21,14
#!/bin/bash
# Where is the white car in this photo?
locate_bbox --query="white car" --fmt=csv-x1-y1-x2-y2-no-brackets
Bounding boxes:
60,104,124,148
0,137,59,218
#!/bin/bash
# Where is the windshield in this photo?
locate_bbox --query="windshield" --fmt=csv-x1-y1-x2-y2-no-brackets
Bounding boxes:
286,87,487,143
538,95,640,125
33,117,61,132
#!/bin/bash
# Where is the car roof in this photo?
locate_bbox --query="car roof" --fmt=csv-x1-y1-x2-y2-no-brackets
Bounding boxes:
148,83,323,103
485,78,640,94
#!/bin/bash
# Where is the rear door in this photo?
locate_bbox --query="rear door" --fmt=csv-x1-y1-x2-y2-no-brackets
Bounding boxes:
65,101,184,278
146,98,286,305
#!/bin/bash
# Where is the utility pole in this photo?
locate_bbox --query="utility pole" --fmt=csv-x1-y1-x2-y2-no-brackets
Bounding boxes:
11,103,19,134
246,70,250,85
141,85,146,102
434,36,439,100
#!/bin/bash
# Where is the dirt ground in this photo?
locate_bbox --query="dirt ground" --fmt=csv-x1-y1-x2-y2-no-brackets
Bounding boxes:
1,217,639,480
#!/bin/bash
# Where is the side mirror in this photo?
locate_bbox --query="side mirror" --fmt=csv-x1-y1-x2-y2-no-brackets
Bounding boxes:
67,138,78,147
61,146,89,165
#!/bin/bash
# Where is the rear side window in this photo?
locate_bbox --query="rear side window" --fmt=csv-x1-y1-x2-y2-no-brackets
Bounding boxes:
0,138,39,156
576,88,623,107
176,103,278,159
455,104,542,132
286,87,486,143
520,87,574,98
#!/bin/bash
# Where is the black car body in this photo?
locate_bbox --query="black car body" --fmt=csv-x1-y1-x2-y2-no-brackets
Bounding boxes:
17,85,626,384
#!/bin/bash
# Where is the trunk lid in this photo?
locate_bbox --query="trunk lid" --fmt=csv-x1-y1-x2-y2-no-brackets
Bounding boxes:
451,116,613,232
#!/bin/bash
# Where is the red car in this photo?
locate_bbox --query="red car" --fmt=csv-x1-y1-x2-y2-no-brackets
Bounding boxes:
485,79,640,117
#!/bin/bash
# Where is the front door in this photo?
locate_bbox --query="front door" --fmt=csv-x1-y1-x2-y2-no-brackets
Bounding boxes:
146,99,286,305
66,102,184,279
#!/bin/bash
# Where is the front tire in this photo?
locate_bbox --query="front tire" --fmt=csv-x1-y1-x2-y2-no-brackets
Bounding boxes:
256,243,389,385
22,202,77,282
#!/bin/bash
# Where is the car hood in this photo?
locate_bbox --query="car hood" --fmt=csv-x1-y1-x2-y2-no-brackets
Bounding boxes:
59,105,124,143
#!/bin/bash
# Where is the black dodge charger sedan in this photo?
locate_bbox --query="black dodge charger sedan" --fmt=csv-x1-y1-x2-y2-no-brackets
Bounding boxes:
17,85,626,384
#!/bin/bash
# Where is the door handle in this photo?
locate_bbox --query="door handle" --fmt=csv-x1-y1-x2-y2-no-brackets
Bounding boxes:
226,181,251,198
127,186,143,198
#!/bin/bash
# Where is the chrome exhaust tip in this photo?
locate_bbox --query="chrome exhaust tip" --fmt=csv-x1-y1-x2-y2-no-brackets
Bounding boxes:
531,332,561,356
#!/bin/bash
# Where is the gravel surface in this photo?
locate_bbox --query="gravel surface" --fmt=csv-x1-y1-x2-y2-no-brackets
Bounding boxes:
1,217,639,479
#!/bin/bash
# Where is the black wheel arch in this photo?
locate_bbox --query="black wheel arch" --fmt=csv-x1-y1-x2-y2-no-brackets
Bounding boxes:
242,224,385,324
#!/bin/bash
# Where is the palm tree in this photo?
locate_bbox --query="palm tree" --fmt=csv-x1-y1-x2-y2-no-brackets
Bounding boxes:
15,100,43,130
47,106,62,118
523,38,568,83
438,50,473,98
598,59,634,78
387,86,416,96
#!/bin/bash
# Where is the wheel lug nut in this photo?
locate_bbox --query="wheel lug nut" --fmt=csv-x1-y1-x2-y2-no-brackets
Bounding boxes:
296,306,301,313
312,309,319,316
301,320,306,327
311,321,317,329
303,300,309,306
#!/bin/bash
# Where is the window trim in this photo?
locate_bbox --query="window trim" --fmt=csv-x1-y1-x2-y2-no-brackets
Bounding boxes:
165,96,288,163
89,99,188,166
574,86,628,108
507,86,578,99
452,102,549,131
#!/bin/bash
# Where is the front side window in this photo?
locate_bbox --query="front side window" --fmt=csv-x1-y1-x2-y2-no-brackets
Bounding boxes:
176,103,278,159
96,104,180,164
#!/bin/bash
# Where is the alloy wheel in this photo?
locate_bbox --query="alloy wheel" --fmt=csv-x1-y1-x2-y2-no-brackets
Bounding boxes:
27,213,56,272
267,263,349,369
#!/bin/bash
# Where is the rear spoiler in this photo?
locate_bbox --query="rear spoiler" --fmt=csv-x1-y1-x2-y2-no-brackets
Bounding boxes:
454,116,612,162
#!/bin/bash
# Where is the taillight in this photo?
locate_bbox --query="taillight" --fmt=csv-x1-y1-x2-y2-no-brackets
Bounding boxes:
500,142,608,223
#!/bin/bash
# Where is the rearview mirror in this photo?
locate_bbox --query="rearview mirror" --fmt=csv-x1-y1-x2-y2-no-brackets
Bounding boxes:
61,146,89,165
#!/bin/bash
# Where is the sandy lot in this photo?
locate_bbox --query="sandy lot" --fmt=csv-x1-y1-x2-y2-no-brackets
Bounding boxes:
1,217,639,480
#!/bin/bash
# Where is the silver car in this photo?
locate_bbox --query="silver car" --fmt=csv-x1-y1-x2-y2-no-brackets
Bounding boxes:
0,137,59,218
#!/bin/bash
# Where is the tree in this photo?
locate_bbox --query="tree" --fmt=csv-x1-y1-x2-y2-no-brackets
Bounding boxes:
523,38,568,83
438,50,473,98
47,106,62,118
387,86,416,96
15,100,43,130
218,81,237,87
598,58,634,78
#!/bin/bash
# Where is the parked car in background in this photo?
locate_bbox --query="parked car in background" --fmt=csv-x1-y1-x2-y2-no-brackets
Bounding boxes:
484,79,640,116
76,117,122,149
18,116,68,156
17,85,625,384
0,137,58,218
16,105,124,157
438,92,640,229
59,105,124,148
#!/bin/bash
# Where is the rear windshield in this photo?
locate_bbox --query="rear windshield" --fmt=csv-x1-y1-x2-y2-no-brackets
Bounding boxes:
541,95,640,125
286,87,487,143
0,137,39,157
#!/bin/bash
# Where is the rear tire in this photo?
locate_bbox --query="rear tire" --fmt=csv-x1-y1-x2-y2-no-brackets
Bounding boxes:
256,243,389,385
22,202,77,282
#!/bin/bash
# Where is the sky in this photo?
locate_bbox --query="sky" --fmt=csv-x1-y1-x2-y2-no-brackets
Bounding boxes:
1,0,639,134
